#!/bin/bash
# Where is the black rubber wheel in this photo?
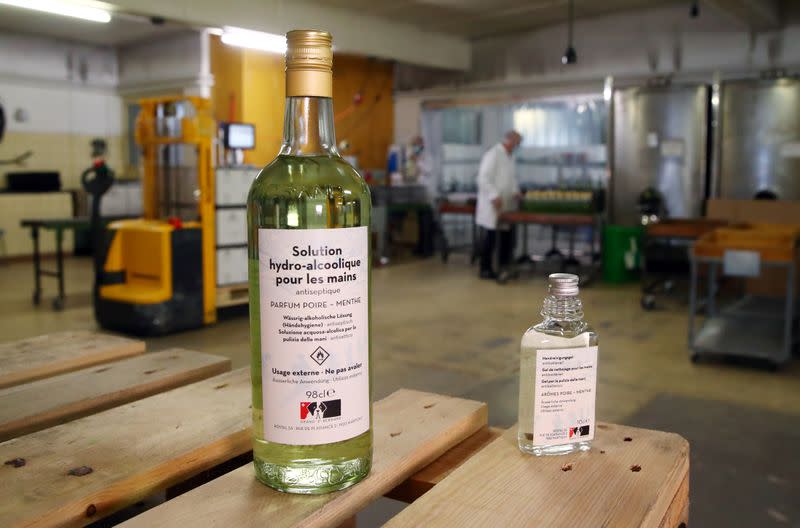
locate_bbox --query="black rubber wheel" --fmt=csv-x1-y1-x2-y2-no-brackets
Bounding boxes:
32,292,41,306
641,295,656,311
52,297,64,311
441,249,449,263
690,353,700,364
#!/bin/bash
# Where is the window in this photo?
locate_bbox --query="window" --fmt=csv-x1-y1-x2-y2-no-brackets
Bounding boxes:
442,108,481,145
512,99,607,147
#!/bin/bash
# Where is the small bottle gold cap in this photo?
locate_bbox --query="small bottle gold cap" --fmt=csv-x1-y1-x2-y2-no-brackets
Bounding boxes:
286,29,333,98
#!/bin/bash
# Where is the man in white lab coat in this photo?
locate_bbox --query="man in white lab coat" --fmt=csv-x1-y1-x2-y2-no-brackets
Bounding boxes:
475,130,522,280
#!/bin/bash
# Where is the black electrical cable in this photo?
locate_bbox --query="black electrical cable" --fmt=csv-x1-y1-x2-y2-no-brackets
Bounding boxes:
562,0,577,65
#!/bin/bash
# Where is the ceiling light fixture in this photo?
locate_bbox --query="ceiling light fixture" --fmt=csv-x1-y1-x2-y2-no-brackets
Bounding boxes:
561,0,577,65
220,26,286,54
0,0,111,23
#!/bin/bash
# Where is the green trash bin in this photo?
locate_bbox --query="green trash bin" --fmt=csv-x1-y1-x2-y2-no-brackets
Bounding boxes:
602,225,644,283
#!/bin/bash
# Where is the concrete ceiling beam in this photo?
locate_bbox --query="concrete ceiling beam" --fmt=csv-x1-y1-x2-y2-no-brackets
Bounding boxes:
107,0,472,71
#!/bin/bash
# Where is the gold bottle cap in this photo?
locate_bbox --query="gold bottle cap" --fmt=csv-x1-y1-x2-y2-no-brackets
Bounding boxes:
286,29,333,98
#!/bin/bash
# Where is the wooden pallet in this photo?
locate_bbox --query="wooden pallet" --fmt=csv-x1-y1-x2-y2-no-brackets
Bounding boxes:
0,375,486,528
118,390,488,528
0,331,145,390
216,283,249,307
384,423,689,528
0,349,231,442
0,368,252,528
387,426,503,503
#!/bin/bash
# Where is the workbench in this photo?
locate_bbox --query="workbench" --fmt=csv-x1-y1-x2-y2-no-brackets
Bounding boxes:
20,216,129,310
1,330,691,528
500,211,603,281
438,201,477,263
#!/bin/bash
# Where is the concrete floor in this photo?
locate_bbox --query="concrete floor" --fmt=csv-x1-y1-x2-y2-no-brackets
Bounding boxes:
2,255,800,523
4,255,799,422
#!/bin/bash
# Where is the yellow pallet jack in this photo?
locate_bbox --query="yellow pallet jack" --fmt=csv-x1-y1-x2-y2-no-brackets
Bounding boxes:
95,96,217,335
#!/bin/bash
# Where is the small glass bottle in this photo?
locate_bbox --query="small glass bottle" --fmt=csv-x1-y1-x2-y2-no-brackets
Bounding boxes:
518,273,598,456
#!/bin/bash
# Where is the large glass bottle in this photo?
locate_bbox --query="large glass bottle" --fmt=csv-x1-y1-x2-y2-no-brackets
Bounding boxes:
247,30,372,494
518,273,598,456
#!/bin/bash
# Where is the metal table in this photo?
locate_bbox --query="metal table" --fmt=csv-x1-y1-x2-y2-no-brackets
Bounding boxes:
499,211,603,283
438,201,476,263
20,216,129,310
688,225,799,368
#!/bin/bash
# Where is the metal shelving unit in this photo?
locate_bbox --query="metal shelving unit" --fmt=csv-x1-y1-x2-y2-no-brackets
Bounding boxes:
214,166,259,306
688,257,798,367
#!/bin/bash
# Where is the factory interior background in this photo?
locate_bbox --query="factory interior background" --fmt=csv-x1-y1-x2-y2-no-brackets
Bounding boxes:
1,0,800,526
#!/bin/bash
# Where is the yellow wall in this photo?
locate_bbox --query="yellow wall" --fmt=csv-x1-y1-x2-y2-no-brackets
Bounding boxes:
209,39,393,170
241,50,285,166
209,34,243,123
333,55,394,170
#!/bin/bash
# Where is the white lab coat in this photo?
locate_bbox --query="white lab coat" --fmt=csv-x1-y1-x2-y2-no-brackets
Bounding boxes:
415,152,437,206
475,143,519,230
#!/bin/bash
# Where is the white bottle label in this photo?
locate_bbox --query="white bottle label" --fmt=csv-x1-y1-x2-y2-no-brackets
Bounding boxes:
533,346,597,447
258,226,370,445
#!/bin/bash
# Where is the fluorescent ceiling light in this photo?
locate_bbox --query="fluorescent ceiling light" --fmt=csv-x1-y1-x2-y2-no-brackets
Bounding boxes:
0,0,111,23
221,26,286,54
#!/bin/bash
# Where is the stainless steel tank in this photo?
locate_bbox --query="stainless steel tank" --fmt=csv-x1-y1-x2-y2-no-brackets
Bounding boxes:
611,85,708,225
716,79,800,200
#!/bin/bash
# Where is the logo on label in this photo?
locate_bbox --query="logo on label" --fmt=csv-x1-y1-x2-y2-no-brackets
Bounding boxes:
569,425,591,438
310,346,330,366
300,399,342,420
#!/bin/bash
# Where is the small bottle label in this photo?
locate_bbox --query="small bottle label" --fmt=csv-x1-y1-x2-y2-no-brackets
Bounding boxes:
258,226,369,445
533,346,597,447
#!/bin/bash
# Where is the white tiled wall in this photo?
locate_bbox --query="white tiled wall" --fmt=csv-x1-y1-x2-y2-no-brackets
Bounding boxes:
0,193,74,257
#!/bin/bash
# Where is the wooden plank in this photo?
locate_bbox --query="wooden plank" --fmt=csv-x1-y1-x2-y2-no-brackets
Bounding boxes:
646,218,727,239
386,426,503,503
119,390,488,528
657,472,689,528
0,368,252,528
0,349,231,442
0,331,145,389
500,211,596,227
384,423,690,528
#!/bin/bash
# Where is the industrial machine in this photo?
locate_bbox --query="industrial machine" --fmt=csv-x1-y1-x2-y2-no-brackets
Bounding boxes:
611,84,709,225
95,96,216,335
716,78,800,200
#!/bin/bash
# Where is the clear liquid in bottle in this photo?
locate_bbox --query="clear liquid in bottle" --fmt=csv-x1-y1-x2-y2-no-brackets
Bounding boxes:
518,274,598,456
